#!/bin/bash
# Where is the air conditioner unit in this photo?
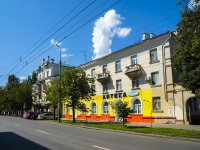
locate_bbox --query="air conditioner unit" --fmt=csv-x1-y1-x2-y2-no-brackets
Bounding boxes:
145,76,151,81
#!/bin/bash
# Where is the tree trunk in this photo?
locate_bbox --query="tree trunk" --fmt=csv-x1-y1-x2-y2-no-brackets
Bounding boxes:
53,106,56,120
72,106,76,123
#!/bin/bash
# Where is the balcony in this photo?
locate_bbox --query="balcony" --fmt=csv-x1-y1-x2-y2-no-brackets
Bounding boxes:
125,64,142,77
96,72,110,83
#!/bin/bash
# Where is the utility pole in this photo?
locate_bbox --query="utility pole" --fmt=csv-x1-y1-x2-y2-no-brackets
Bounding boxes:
56,44,61,123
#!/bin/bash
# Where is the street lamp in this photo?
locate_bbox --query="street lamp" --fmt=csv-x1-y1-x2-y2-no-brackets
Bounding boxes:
56,44,61,123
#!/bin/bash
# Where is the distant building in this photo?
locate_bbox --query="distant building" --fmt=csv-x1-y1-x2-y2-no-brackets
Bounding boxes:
62,31,200,124
32,56,71,113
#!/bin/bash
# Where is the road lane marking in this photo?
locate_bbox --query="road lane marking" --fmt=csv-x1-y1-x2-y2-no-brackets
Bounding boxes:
15,124,21,126
36,130,50,135
92,145,111,150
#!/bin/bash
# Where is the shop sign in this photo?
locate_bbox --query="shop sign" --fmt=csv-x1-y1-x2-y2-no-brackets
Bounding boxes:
128,90,139,97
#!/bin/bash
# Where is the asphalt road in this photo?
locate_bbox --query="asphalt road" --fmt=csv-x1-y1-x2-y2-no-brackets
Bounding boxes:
0,116,200,150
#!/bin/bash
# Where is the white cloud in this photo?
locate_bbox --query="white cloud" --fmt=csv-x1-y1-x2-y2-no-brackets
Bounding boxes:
61,48,66,52
50,39,62,46
19,76,26,81
92,9,131,60
115,27,132,38
61,54,67,58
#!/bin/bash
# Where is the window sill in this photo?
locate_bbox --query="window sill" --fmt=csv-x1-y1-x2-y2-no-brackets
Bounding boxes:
152,110,163,113
102,92,109,94
150,84,161,88
115,90,123,93
149,60,160,64
115,70,122,73
131,87,140,90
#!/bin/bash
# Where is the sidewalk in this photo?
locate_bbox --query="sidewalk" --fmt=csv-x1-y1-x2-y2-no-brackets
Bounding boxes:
126,122,200,131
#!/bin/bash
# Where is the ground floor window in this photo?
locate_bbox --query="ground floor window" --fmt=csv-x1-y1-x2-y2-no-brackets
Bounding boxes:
133,99,141,114
65,105,70,114
91,102,97,114
103,101,109,114
152,97,161,110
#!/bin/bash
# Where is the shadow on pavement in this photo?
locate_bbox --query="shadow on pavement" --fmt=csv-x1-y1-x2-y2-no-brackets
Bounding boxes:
0,132,50,150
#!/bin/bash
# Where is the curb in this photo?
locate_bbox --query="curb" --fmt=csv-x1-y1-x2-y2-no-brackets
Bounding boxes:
49,121,200,143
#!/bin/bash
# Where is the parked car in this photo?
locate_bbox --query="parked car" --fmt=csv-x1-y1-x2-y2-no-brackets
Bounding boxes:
37,112,57,120
31,113,39,120
24,112,37,119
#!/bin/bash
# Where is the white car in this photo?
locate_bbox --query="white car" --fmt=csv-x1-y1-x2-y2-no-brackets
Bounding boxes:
37,112,57,120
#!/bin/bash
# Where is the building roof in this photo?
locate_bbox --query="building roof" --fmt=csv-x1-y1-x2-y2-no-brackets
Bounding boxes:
80,31,176,68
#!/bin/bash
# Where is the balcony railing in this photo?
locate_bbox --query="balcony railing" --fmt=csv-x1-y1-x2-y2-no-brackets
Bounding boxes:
96,72,110,83
125,64,142,77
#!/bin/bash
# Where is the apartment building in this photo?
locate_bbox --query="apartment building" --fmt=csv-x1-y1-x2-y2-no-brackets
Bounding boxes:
62,31,199,124
32,56,71,113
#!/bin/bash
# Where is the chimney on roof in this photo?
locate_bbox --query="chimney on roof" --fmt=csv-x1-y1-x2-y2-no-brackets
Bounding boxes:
142,33,150,41
149,33,155,38
47,56,50,62
50,59,54,63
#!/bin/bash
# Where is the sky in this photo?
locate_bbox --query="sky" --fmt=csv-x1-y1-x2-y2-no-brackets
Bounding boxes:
0,0,187,86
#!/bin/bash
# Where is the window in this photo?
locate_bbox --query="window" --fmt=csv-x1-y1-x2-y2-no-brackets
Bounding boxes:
103,83,108,93
151,72,159,85
91,68,95,78
153,97,161,110
91,84,96,94
103,101,109,114
132,77,139,88
115,60,121,72
116,80,122,91
103,65,107,73
81,103,86,114
65,105,70,114
91,102,96,114
133,99,141,114
150,49,158,63
47,71,49,77
131,55,138,65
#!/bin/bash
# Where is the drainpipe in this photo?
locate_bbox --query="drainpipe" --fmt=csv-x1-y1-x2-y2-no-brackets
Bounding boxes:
162,31,172,100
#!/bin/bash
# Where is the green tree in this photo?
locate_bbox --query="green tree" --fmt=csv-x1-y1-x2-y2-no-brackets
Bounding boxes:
114,101,132,126
174,0,200,94
45,79,59,119
60,67,94,122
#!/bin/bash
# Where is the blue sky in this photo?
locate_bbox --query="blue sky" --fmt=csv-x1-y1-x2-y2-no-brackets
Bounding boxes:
0,0,182,86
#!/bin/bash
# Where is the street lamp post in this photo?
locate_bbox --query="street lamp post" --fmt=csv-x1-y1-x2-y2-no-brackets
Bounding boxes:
56,44,61,123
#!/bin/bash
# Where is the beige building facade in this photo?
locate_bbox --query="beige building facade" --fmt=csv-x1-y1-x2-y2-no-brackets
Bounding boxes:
62,31,200,125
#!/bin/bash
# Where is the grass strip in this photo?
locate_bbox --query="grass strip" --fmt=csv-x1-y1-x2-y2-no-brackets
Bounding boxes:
58,120,200,139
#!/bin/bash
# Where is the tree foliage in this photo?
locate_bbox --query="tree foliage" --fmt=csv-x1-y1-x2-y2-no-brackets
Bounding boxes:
114,101,132,126
45,79,59,118
0,73,34,115
60,67,94,122
174,0,200,93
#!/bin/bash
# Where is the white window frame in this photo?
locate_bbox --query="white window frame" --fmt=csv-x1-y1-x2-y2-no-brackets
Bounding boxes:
116,80,122,91
103,65,107,73
91,68,95,78
65,105,70,114
153,97,161,111
132,77,139,88
115,60,121,72
151,72,159,85
91,102,97,114
150,49,158,63
102,101,109,114
103,83,108,93
132,99,142,114
131,55,138,65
